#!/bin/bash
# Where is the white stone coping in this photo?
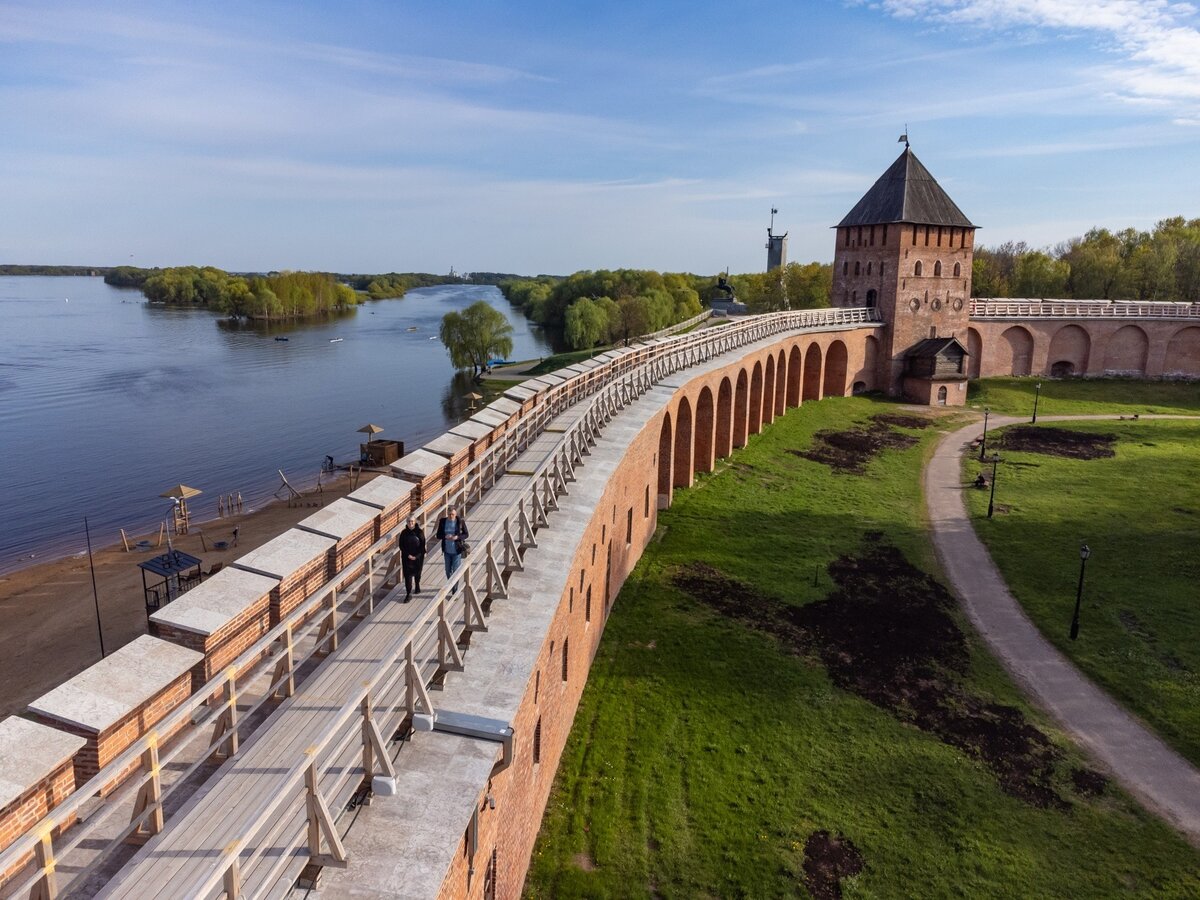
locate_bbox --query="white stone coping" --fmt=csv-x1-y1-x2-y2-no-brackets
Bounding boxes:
533,372,567,386
422,432,473,459
0,717,87,811
575,357,604,370
469,408,509,428
27,636,203,735
348,475,412,511
149,567,277,638
563,363,594,376
502,384,538,403
233,529,335,581
297,498,378,542
448,419,493,441
517,377,554,392
488,397,521,416
390,449,449,481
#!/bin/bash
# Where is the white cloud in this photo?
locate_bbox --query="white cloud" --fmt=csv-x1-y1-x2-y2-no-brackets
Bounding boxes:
875,0,1200,113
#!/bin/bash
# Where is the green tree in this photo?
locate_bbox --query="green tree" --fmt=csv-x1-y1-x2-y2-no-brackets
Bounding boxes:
564,298,606,349
1011,251,1069,298
782,262,832,308
439,301,514,378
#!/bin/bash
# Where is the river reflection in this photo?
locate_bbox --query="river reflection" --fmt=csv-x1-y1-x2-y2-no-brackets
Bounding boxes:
0,277,557,571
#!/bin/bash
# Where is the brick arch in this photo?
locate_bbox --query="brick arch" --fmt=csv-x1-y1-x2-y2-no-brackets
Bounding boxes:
657,412,673,509
1165,326,1200,376
786,345,803,407
733,369,749,449
803,344,823,401
763,355,777,426
716,377,733,458
966,327,983,379
749,361,764,435
694,387,715,474
823,340,848,397
673,396,693,489
1048,324,1090,377
774,350,787,416
999,326,1034,376
1104,325,1149,375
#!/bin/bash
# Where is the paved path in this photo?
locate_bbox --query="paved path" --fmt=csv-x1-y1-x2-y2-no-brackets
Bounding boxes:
925,413,1200,845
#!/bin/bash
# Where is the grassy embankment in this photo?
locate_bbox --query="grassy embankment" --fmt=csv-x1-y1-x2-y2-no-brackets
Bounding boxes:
526,395,1200,898
968,376,1200,416
963,409,1200,765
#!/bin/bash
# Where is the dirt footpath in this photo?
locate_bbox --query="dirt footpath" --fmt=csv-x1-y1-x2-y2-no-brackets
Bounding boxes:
0,472,375,718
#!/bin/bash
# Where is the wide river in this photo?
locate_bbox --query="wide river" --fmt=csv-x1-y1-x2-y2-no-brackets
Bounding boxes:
0,276,557,573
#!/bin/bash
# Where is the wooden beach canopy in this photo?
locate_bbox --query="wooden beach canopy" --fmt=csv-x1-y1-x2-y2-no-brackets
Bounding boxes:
357,423,384,441
159,484,202,500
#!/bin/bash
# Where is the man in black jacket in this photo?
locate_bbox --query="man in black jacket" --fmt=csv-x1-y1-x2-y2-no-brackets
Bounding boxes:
397,516,426,602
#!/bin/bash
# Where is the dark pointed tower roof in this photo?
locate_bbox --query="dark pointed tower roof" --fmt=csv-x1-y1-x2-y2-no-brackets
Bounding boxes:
838,148,974,228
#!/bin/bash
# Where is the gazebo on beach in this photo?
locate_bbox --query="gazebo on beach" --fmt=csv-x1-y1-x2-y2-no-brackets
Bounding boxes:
138,548,203,613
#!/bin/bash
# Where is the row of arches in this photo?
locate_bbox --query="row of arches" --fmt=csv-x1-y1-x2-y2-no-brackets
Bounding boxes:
656,336,871,508
913,260,961,278
968,323,1200,378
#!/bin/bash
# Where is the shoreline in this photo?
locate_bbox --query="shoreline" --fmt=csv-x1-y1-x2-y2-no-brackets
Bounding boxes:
0,469,374,718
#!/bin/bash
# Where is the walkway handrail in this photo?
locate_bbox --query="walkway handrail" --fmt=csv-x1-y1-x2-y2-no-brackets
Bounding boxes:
970,299,1200,319
0,304,880,898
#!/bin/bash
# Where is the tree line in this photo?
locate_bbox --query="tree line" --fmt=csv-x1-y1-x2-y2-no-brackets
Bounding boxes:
973,217,1200,301
501,269,706,350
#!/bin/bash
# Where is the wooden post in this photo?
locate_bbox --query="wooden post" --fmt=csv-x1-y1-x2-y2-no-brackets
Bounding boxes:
272,624,296,700
129,733,163,842
31,828,57,900
120,528,131,552
305,758,348,868
211,668,239,759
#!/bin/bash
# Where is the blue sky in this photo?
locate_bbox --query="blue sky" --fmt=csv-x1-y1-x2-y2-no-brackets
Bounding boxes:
2,0,1199,275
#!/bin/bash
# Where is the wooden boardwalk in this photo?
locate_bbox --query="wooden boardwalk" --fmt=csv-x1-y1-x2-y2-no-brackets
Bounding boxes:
98,400,601,898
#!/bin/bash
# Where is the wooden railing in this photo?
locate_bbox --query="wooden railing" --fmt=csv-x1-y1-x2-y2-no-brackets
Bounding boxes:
970,299,1200,319
0,304,880,899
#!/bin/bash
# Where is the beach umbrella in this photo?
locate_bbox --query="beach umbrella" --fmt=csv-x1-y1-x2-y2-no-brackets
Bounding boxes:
358,423,384,443
466,392,483,410
160,484,202,500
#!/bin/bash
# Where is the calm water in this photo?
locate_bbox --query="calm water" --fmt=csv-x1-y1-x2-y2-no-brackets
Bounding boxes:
0,277,555,572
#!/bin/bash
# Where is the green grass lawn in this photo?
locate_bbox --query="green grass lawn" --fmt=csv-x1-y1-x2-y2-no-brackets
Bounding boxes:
964,418,1200,766
968,377,1200,416
526,397,1200,899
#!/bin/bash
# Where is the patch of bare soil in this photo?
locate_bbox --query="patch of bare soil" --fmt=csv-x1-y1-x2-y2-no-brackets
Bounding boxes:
672,539,1075,808
790,420,920,474
572,851,597,872
999,425,1116,459
802,831,864,900
1071,767,1109,797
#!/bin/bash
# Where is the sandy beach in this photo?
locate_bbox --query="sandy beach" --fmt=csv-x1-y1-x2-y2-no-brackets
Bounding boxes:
0,470,378,718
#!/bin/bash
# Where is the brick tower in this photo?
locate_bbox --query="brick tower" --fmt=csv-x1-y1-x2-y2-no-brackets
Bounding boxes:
831,146,976,396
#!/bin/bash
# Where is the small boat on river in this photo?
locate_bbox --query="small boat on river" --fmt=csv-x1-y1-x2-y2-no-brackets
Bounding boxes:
330,338,344,343
274,337,289,341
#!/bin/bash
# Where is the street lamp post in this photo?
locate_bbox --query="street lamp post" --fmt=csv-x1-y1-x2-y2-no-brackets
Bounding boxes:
1069,543,1091,640
979,407,990,460
987,452,1001,518
1032,382,1042,424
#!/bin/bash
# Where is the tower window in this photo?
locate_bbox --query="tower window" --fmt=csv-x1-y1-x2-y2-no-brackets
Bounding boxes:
852,290,857,304
934,261,942,277
924,227,930,247
842,261,848,276
880,262,886,276
867,262,872,275
914,261,923,276
562,639,569,682
857,226,863,246
533,717,541,765
953,262,961,277
844,228,850,248
854,261,860,276
937,227,943,247
882,225,888,246
912,225,918,246
869,226,875,246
